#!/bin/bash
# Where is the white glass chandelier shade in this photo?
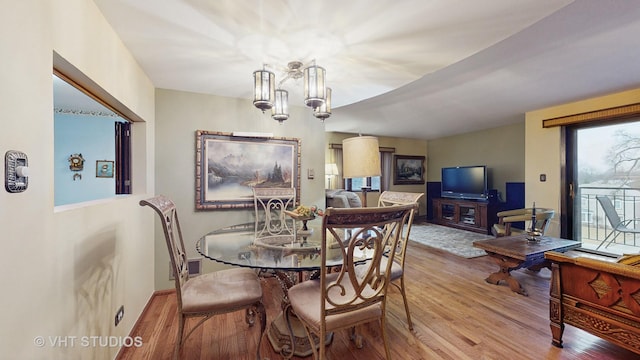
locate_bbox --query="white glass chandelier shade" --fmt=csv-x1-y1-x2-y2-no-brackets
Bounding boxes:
271,89,289,123
253,69,275,112
313,87,332,121
303,64,326,108
342,136,381,178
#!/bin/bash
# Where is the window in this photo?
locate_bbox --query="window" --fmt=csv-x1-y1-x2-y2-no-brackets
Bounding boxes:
346,176,381,192
54,72,132,206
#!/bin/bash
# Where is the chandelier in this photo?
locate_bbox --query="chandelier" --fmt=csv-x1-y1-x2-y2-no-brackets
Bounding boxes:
253,60,332,124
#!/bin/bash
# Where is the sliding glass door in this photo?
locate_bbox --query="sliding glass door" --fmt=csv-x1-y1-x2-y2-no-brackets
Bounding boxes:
568,119,640,254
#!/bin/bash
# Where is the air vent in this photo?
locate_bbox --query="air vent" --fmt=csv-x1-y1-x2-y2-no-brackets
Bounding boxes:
169,258,202,280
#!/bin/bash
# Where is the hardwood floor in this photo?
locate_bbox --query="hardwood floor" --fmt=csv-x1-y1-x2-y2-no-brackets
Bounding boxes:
117,241,638,359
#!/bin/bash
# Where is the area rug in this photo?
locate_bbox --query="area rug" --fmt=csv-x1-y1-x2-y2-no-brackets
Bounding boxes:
408,223,491,259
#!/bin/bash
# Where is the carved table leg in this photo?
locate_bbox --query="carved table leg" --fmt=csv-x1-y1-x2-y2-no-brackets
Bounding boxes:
267,270,333,357
549,262,564,348
484,253,528,296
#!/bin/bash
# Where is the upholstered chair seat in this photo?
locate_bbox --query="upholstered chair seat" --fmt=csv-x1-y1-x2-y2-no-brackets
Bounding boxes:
181,268,263,313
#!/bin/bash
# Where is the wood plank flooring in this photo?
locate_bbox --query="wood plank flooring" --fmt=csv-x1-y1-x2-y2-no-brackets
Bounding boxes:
117,241,638,359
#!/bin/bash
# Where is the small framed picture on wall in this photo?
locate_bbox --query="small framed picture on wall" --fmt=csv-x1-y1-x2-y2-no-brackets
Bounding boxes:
96,160,114,178
393,155,425,185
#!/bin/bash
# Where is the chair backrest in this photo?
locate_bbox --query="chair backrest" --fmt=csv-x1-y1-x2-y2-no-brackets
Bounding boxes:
597,195,623,228
377,191,424,265
320,204,417,317
496,207,554,235
253,187,296,236
533,209,555,234
139,195,188,309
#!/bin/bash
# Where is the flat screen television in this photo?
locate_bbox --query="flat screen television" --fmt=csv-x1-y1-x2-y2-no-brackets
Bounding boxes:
441,165,488,200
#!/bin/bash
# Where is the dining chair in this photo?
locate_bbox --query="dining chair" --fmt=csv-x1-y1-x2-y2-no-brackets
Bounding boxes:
491,207,555,237
286,203,417,359
253,187,297,237
140,195,266,360
596,195,640,249
376,191,424,330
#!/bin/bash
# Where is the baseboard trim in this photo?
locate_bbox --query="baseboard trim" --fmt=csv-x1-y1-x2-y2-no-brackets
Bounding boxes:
114,289,176,359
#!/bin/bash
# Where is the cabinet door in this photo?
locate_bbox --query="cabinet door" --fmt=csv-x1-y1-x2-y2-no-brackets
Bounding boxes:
458,203,477,226
477,203,488,229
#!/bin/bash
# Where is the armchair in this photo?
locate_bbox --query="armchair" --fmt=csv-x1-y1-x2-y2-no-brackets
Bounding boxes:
492,207,554,237
325,189,362,208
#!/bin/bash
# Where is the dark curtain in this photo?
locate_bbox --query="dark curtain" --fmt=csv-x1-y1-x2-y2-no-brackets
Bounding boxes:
115,122,131,194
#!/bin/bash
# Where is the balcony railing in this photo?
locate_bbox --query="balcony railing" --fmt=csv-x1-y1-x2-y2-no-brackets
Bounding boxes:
578,186,640,253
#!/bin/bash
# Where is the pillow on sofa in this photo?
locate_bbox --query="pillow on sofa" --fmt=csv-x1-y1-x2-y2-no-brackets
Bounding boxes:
617,254,640,266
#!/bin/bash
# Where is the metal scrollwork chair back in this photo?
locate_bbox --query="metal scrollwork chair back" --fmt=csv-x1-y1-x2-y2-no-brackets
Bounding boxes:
376,191,424,330
286,204,417,360
253,187,297,237
140,195,266,360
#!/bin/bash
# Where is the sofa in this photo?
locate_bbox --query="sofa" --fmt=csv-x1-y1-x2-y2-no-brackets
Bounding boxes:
544,250,640,355
325,189,362,208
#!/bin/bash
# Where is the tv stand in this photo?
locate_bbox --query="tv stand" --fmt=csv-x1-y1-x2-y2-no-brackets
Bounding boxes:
432,198,499,235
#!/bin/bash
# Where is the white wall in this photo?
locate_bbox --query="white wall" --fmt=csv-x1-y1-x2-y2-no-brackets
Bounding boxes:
154,88,326,289
0,1,155,359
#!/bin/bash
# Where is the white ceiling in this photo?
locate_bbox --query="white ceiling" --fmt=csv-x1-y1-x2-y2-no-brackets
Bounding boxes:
87,0,640,139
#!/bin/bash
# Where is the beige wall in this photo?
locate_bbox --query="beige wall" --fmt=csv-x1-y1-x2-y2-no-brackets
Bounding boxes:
154,89,327,290
325,132,428,215
525,88,640,237
427,122,525,200
0,1,155,358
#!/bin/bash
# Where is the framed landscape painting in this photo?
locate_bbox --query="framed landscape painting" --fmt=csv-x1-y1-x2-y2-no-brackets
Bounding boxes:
195,130,301,210
394,155,425,185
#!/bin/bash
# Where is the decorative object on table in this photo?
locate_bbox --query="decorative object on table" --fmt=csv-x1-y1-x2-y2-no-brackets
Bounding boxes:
527,202,542,241
68,153,84,171
195,130,300,210
342,135,381,207
393,155,425,185
96,160,114,178
285,205,323,232
252,60,331,123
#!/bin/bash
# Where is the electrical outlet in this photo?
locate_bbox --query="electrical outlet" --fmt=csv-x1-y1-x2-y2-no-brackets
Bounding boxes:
115,306,124,326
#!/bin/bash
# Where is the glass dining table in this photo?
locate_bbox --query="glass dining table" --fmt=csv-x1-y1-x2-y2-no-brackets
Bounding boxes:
196,218,367,357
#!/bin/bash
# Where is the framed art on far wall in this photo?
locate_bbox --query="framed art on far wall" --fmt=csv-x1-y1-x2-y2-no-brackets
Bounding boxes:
393,155,425,185
195,130,301,210
96,160,114,178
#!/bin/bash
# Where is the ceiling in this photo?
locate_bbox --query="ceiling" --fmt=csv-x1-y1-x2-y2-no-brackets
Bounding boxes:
88,0,640,139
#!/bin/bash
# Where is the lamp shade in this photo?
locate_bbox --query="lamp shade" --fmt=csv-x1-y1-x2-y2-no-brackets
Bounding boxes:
253,69,275,111
342,136,381,178
313,87,332,121
271,89,289,123
303,64,326,108
325,163,339,176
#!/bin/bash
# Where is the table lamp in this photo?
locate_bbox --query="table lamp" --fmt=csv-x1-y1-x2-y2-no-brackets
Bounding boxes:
325,163,339,189
342,136,381,207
